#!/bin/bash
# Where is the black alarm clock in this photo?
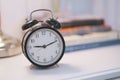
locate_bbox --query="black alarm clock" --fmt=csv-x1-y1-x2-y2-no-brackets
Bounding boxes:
22,9,65,68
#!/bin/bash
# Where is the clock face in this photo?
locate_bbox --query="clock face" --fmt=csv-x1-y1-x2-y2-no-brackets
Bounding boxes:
24,27,65,67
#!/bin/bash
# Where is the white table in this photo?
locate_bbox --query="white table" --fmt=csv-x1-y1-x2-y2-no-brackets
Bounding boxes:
0,45,120,80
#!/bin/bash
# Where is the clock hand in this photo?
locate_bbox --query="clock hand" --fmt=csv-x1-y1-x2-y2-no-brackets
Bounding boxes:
34,45,46,48
45,40,57,47
34,40,57,48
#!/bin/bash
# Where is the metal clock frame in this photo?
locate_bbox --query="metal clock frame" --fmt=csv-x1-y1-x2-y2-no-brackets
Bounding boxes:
22,26,65,68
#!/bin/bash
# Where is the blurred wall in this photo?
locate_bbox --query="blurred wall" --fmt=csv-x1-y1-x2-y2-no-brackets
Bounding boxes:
0,0,120,38
93,0,120,31
60,0,120,31
60,0,94,15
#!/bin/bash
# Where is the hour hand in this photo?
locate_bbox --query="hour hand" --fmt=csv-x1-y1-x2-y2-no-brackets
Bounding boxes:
34,46,44,48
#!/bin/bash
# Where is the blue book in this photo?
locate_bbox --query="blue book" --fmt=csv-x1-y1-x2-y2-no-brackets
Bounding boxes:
65,40,120,53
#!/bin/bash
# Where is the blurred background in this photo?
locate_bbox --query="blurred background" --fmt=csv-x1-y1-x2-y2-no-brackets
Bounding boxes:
1,1,120,80
0,0,120,54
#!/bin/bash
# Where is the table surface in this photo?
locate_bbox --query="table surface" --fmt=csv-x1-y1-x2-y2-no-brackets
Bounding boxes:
0,45,120,80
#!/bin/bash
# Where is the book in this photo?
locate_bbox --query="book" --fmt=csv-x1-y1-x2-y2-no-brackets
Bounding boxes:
58,15,104,28
91,25,112,32
65,40,120,53
61,19,104,28
60,25,112,36
64,31,120,52
60,26,91,36
64,31,118,46
58,15,118,53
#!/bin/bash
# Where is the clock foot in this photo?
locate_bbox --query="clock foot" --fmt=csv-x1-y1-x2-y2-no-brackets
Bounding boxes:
29,64,60,70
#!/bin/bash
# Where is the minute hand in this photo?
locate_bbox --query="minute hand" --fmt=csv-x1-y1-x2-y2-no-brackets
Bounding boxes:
45,40,57,47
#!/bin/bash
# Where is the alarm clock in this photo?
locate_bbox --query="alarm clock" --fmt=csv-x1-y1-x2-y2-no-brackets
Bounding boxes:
22,9,65,68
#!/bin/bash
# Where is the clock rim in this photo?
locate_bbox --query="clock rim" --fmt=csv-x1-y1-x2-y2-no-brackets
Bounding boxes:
23,26,65,68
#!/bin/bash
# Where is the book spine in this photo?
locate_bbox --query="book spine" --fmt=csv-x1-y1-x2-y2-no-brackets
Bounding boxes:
65,31,118,46
61,19,104,28
60,25,111,36
91,26,112,32
65,40,120,53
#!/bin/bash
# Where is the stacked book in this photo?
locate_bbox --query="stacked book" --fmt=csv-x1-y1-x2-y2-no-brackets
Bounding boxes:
58,16,120,53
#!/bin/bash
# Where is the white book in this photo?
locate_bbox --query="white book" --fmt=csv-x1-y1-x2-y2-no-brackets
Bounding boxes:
64,31,119,46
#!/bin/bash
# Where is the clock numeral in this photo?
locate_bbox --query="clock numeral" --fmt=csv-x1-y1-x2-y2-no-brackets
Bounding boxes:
37,56,40,60
43,58,46,62
51,56,54,59
31,39,35,43
41,31,45,35
36,34,39,38
49,32,51,36
55,50,58,54
31,52,34,56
